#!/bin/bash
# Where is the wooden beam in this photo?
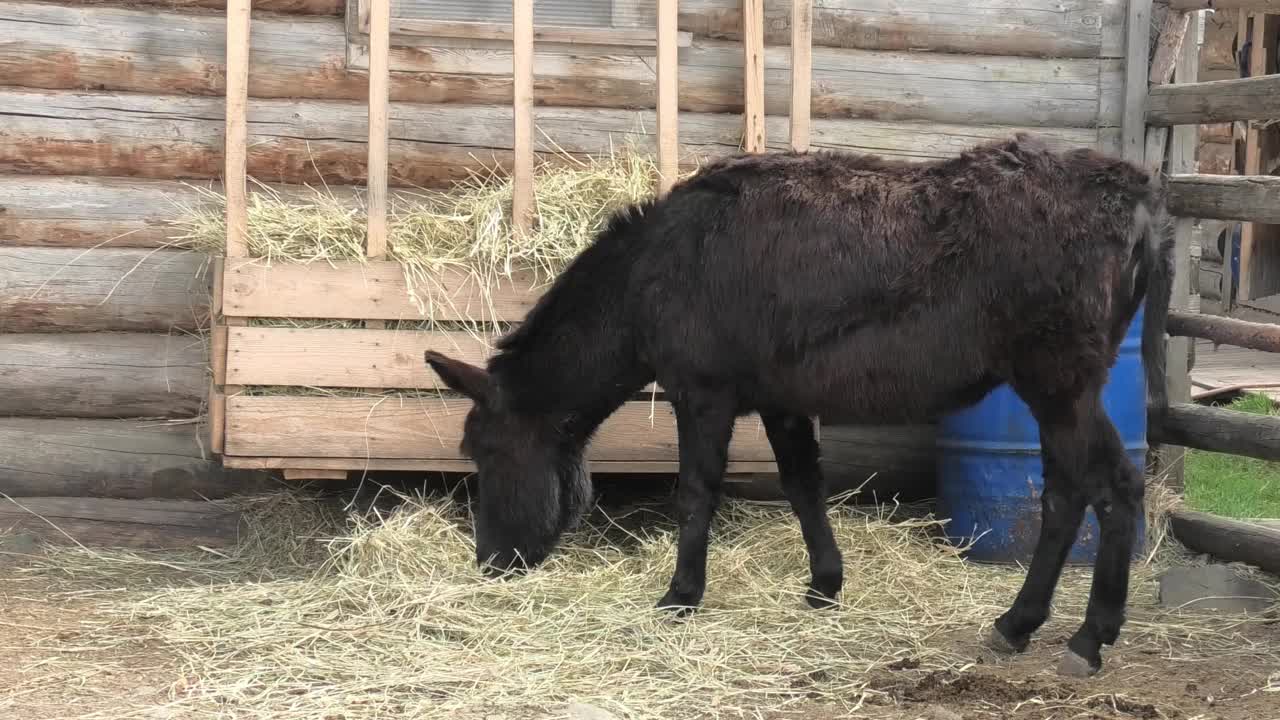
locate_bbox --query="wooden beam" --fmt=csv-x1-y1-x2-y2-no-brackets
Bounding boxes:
1166,17,1200,428
58,0,344,13
378,19,691,48
656,0,679,195
511,0,535,236
1147,75,1280,126
741,0,766,153
225,396,776,463
0,248,210,334
1150,11,1193,85
1166,0,1279,10
224,456,778,474
0,334,205,419
1121,0,1152,163
0,497,244,550
1153,403,1280,462
1168,174,1280,224
224,0,251,259
1169,507,1280,576
365,0,390,260
1167,310,1280,352
283,469,349,480
788,0,812,152
0,418,271,499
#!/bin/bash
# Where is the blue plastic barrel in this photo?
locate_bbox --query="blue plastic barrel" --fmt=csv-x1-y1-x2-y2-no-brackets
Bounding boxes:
935,304,1148,564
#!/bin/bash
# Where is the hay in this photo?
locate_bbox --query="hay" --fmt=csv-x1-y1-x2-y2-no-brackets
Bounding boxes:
19,491,1280,720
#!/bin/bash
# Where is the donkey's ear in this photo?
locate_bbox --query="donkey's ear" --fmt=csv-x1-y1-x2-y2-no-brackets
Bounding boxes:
425,351,492,404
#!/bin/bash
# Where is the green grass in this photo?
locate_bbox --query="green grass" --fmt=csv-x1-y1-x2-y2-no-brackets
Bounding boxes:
1184,393,1280,518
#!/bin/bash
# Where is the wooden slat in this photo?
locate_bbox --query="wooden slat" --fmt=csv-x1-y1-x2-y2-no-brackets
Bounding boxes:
741,0,766,153
221,260,540,321
224,456,778,473
788,0,812,152
1147,75,1280,126
365,0,390,260
283,469,349,480
0,497,245,550
511,0,535,236
1167,0,1279,9
656,0,679,195
225,397,776,462
1153,403,1280,463
1149,11,1192,85
1168,174,1280,224
1120,0,1152,163
225,0,251,258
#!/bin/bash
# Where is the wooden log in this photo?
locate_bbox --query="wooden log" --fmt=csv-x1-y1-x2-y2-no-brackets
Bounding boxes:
0,248,210,333
0,418,272,498
0,333,206,418
1153,403,1280,462
223,456,778,474
1167,311,1280,353
63,0,342,14
1149,11,1192,85
0,4,1118,128
0,497,245,550
0,89,1109,188
1147,75,1280,126
1168,174,1280,224
1167,0,1280,10
1169,507,1280,576
224,396,776,464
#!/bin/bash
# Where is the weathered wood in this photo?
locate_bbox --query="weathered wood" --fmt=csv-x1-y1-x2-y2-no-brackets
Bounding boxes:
225,396,776,464
1168,174,1280,224
0,89,1108,187
282,469,348,480
656,0,679,194
818,423,938,503
0,5,1117,128
1153,402,1280,462
225,0,251,259
788,0,812,152
1147,75,1280,126
0,248,210,333
0,497,244,550
0,333,206,418
1121,0,1152,163
379,18,691,48
63,0,342,14
1167,311,1280,353
1167,0,1280,9
0,418,271,498
511,0,535,236
224,456,777,474
1169,507,1280,576
1149,11,1192,84
741,0,766,153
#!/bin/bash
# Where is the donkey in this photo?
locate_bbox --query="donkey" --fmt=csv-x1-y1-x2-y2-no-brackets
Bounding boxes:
425,134,1174,678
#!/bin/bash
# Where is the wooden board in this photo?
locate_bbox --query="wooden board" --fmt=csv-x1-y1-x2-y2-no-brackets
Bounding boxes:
0,248,211,333
1168,174,1280,224
1189,338,1280,400
224,396,776,463
0,497,244,550
221,260,540,321
0,89,1107,188
1147,75,1280,126
0,4,1116,128
61,0,343,13
0,418,271,499
223,456,778,474
0,333,206,418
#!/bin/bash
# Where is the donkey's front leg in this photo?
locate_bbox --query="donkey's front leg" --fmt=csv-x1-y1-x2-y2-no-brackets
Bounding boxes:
656,390,737,614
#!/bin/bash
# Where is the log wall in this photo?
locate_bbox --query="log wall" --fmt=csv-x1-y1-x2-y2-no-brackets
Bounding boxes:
0,0,1128,500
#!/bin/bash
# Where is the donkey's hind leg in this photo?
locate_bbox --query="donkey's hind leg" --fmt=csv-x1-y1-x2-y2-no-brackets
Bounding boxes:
988,389,1091,656
761,412,843,608
656,390,737,614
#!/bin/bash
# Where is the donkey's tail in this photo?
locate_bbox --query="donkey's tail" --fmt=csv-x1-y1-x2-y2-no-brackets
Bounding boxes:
1138,195,1176,422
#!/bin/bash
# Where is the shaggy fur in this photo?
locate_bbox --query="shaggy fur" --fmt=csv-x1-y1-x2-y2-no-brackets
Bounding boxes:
426,134,1175,677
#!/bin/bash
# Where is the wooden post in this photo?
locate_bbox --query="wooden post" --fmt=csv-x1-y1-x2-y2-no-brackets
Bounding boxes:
1142,9,1192,173
1237,12,1280,303
366,0,390,261
1163,12,1200,490
742,0,766,153
789,0,812,152
512,0,535,234
218,0,252,456
656,0,679,195
1121,0,1152,164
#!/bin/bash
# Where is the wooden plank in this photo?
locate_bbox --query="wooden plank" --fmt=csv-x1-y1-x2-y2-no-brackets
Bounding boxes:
0,333,206,419
511,0,535,236
61,0,342,13
0,248,210,333
656,0,680,195
1121,0,1152,163
3,4,1115,126
741,0,766,153
1166,22,1201,429
365,0,390,260
225,0,251,259
788,0,812,153
1153,402,1280,462
1147,75,1280,126
0,497,245,550
1169,507,1280,576
379,18,690,48
0,418,271,499
283,469,349,480
222,260,539,322
224,456,779,473
1168,0,1279,9
1169,174,1280,224
225,397,776,462
1150,11,1193,84
1169,311,1280,352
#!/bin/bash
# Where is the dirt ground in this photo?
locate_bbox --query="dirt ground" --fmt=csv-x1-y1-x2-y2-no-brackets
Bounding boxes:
3,564,1278,720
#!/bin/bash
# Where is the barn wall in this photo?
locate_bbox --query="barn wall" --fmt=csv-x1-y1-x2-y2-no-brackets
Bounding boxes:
0,0,1128,499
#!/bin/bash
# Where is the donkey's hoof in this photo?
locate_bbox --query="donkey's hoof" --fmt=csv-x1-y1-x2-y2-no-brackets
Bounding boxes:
656,590,702,617
804,585,839,610
1057,650,1101,678
984,626,1029,655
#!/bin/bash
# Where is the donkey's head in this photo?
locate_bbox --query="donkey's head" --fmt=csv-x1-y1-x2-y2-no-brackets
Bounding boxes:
425,351,590,577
